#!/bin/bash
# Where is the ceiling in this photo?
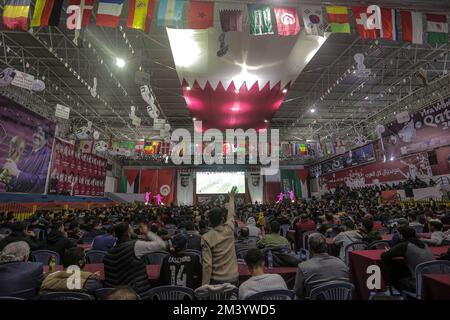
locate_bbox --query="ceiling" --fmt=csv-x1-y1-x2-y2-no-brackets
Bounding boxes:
0,0,450,155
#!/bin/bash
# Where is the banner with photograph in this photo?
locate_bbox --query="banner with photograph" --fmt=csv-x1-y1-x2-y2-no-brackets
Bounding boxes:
0,95,56,194
381,97,450,158
47,138,107,196
319,152,432,190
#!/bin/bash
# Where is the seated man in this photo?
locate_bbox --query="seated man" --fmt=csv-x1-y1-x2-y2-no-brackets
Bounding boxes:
246,217,261,238
91,226,116,252
257,221,289,249
159,234,202,289
107,286,139,300
235,227,257,254
390,218,409,247
0,241,43,299
44,222,76,258
0,222,40,251
421,220,450,246
381,226,434,293
185,221,202,251
293,233,349,299
333,219,363,261
359,216,382,244
40,247,102,296
239,248,288,300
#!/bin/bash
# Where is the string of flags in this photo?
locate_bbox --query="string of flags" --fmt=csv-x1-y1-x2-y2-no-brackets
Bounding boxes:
1,1,449,44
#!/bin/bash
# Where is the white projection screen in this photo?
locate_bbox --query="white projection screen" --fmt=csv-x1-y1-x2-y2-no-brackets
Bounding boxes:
196,172,245,194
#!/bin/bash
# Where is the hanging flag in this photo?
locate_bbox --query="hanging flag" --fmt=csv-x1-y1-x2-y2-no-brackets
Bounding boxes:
301,5,325,36
426,14,448,44
380,8,398,40
216,3,245,32
248,4,274,36
69,0,94,28
299,143,307,156
31,0,55,27
48,0,63,26
273,7,300,36
188,1,214,29
400,11,423,44
157,0,184,27
97,0,125,27
127,0,155,32
326,6,350,34
2,0,31,31
352,6,378,39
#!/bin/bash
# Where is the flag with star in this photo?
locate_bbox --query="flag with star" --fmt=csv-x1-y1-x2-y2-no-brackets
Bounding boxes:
188,0,214,29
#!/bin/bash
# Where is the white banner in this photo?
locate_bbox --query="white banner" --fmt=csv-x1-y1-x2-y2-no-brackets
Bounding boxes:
11,70,34,90
177,171,194,205
55,104,71,119
246,172,263,204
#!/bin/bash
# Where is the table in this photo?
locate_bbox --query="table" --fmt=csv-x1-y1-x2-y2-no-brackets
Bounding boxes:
421,274,450,300
349,245,450,300
44,263,298,289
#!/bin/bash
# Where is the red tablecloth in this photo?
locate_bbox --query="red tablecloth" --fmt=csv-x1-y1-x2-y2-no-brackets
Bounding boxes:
349,246,450,300
421,274,450,300
44,264,298,288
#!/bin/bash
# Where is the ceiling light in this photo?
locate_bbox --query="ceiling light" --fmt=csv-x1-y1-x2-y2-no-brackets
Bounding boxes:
364,96,369,100
310,108,316,113
186,86,191,91
192,117,196,121
282,88,288,94
115,57,125,68
264,119,268,123
231,107,238,111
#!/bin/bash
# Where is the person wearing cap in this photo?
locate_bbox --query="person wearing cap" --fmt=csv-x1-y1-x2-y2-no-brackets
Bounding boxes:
2,125,52,193
159,233,202,289
420,220,450,246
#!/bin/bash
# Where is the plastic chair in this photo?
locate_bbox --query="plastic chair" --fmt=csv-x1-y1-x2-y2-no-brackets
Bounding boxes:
236,248,249,259
141,251,169,265
344,242,368,265
0,227,12,236
302,231,319,250
402,260,450,300
148,286,195,300
368,240,391,250
0,296,25,300
299,248,310,261
94,288,114,300
184,249,202,261
31,250,61,265
246,289,295,300
195,286,239,300
39,292,94,300
310,282,354,300
85,250,107,264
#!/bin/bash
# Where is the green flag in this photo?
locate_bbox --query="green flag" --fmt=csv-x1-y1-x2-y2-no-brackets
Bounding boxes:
248,4,274,36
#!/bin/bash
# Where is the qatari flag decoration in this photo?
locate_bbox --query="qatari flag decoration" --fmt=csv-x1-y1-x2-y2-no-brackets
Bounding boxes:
219,9,243,32
274,7,300,36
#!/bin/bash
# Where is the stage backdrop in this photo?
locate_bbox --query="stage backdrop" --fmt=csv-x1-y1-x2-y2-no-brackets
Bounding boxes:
380,96,450,158
0,95,56,194
47,138,107,196
140,169,175,205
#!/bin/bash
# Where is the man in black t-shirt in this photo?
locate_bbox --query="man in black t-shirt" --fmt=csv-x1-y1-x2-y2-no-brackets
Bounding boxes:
159,233,202,289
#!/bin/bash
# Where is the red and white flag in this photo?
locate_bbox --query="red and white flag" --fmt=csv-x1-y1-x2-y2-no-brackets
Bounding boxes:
274,7,300,36
380,8,398,40
400,11,423,44
96,0,124,27
69,0,94,28
352,6,378,39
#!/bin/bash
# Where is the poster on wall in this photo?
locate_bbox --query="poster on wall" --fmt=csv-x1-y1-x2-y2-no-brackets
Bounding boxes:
0,96,56,194
319,152,432,190
381,97,450,158
47,138,107,196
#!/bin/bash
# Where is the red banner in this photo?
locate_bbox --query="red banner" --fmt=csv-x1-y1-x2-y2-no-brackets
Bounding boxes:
319,152,432,190
48,138,107,196
381,97,450,158
430,146,450,176
380,190,399,204
139,169,175,204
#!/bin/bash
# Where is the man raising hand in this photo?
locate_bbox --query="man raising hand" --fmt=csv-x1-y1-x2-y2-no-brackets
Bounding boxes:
201,186,239,286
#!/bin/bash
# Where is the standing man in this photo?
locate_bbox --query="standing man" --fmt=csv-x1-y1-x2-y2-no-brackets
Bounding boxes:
201,186,239,286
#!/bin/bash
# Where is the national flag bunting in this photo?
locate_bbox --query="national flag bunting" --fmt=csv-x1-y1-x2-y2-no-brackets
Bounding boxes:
273,7,300,36
31,0,55,27
96,0,125,28
188,1,214,29
2,0,31,31
216,3,245,32
301,5,325,36
352,6,378,39
48,0,63,26
248,4,274,36
69,0,94,28
127,0,156,32
426,14,448,44
380,8,398,40
157,0,184,27
326,6,350,34
400,11,423,44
